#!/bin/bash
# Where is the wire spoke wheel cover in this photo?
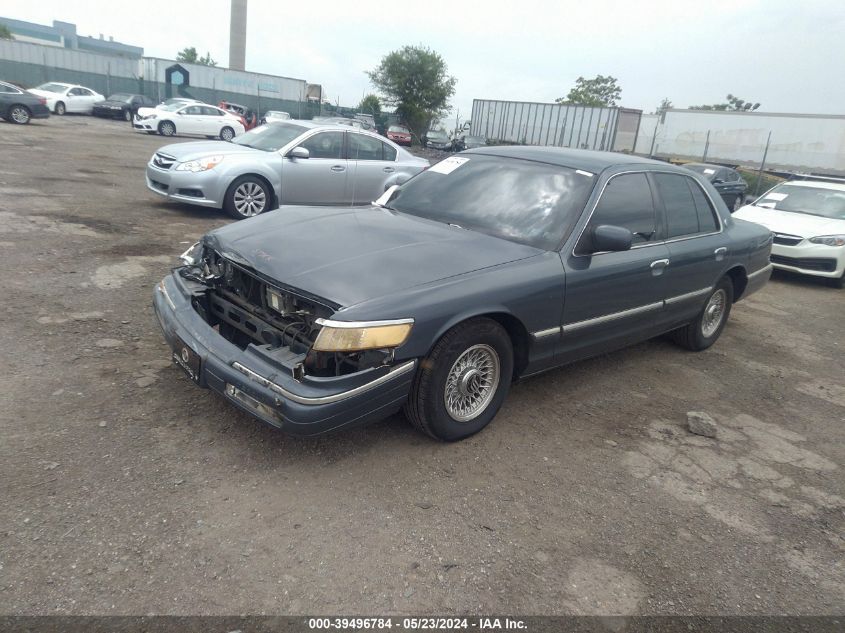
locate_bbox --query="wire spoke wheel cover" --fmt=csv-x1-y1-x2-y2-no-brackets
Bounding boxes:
444,344,500,422
233,182,267,217
701,289,727,338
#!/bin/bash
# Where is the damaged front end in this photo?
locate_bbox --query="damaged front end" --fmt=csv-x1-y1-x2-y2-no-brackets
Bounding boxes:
176,242,405,380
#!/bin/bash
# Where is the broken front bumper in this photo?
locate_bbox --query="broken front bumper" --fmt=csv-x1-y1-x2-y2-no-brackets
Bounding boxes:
153,273,417,436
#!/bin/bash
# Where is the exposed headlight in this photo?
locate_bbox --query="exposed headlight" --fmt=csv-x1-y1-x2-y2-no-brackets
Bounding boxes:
809,235,845,246
175,155,225,173
179,241,203,265
312,318,414,352
140,114,157,120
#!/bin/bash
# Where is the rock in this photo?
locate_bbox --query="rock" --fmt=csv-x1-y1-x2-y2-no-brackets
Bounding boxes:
135,376,157,388
605,440,619,447
44,462,60,471
403,587,415,598
687,411,718,438
95,338,124,348
414,501,433,510
98,421,107,428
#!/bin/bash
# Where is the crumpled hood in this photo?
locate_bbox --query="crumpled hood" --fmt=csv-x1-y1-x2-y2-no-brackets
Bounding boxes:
203,205,543,308
734,205,845,238
155,141,260,161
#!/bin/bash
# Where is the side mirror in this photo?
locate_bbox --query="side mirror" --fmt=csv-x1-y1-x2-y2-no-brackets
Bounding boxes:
592,225,633,253
289,146,310,159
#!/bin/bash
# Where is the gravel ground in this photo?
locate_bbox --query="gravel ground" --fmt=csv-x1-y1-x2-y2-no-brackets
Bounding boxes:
1,116,843,616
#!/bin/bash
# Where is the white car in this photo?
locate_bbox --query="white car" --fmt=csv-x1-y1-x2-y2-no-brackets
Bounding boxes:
28,82,104,115
261,110,291,124
135,98,203,119
734,179,845,288
133,102,245,141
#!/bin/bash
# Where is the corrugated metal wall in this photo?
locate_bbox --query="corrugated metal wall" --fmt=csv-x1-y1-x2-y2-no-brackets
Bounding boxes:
469,99,642,152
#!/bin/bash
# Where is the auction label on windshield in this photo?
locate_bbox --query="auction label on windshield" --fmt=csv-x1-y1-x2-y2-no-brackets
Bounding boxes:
429,156,470,175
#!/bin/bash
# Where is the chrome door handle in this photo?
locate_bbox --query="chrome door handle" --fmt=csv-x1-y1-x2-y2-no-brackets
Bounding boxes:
650,259,670,269
331,165,345,172
714,247,727,261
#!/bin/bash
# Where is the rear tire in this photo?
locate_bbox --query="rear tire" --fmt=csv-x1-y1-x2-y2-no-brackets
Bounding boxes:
123,109,132,122
8,105,31,124
55,101,66,115
832,271,845,289
223,176,271,220
732,195,742,212
158,120,176,137
220,126,235,141
404,318,513,441
671,277,734,351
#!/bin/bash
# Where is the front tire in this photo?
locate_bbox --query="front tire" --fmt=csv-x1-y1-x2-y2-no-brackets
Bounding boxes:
123,109,133,122
220,126,235,141
404,318,513,441
8,105,31,124
671,277,734,351
55,101,66,115
732,195,742,212
223,176,271,220
158,120,176,136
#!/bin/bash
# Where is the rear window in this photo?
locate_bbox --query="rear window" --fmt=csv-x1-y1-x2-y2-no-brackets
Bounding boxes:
36,83,67,93
389,155,595,250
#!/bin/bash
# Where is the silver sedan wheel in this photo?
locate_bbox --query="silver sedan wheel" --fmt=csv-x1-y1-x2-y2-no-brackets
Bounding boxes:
701,289,727,337
233,181,267,217
444,344,500,422
220,126,235,141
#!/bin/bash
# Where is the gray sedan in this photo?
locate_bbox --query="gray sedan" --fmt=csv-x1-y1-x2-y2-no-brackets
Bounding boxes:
145,121,429,219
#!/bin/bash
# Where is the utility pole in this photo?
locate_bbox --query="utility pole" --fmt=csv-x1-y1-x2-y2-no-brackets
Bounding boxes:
229,0,247,71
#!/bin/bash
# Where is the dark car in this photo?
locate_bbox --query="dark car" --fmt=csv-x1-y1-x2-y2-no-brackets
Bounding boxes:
684,163,747,212
0,80,50,124
454,134,486,151
425,129,452,151
92,93,156,122
218,100,258,130
154,147,772,441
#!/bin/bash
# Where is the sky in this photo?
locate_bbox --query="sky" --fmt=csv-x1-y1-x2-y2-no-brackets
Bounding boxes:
4,0,845,121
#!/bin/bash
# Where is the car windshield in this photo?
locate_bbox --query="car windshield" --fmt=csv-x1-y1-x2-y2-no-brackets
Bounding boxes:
162,99,190,106
388,155,596,250
36,83,67,93
107,93,133,103
231,123,308,151
389,126,409,133
428,131,448,140
160,102,185,112
753,184,845,220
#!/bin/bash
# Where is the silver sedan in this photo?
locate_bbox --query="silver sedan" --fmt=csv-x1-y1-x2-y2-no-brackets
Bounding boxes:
145,121,429,219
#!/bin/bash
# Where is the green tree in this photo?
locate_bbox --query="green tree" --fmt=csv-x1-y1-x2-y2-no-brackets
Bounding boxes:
690,94,760,111
358,94,381,116
0,23,14,40
176,47,217,66
367,45,456,143
557,75,621,107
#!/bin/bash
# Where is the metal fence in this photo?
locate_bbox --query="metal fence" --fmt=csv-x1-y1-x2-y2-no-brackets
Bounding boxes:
469,99,642,152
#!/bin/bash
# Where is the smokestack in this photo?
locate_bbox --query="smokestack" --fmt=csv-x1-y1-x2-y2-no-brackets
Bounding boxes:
229,0,247,71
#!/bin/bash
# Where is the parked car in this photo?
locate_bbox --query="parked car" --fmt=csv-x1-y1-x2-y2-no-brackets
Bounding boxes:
92,93,157,122
0,80,50,124
145,121,428,219
683,163,747,211
218,100,258,131
734,179,845,287
460,135,487,150
260,110,291,124
153,147,772,440
133,102,245,140
425,129,452,151
135,98,202,121
387,124,412,146
28,82,104,115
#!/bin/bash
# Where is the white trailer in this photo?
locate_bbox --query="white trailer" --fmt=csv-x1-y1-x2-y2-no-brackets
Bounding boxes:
649,109,845,175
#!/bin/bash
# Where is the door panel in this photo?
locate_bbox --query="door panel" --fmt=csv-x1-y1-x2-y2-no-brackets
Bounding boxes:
281,131,348,205
347,133,393,203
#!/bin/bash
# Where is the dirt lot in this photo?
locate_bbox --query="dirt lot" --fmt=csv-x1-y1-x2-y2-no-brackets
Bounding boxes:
1,116,843,616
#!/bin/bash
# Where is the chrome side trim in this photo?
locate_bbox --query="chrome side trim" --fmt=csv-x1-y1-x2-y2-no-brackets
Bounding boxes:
665,287,712,306
531,326,562,340
748,264,773,280
563,301,664,333
232,359,416,406
315,317,415,329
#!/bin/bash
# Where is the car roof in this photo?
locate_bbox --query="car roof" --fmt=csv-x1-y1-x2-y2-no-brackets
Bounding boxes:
778,180,845,192
465,146,683,174
685,162,734,170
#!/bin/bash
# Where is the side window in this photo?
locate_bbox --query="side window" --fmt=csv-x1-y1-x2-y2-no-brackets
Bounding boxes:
69,88,82,96
654,173,699,238
300,131,345,159
202,106,222,116
348,134,383,160
382,142,397,161
581,173,658,252
183,106,201,115
688,180,720,233
0,84,14,93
